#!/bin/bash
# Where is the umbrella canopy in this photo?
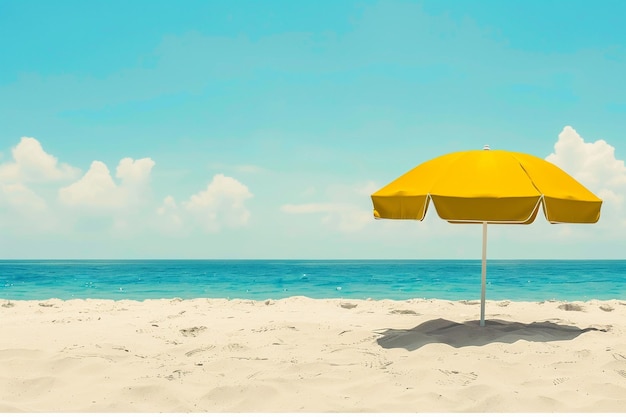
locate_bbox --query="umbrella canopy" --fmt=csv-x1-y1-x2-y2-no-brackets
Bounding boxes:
371,147,602,325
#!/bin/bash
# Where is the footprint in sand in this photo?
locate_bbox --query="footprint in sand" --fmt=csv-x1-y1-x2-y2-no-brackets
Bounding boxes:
180,326,207,337
459,300,481,305
96,343,129,352
166,369,191,380
612,353,626,361
251,326,275,333
364,358,393,369
575,349,591,358
168,310,187,319
436,369,478,386
615,370,626,379
390,309,419,315
558,303,585,312
553,377,569,385
185,345,215,357
38,302,55,307
225,343,246,351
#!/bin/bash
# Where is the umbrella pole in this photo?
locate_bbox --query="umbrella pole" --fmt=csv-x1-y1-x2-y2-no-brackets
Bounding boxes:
480,222,487,326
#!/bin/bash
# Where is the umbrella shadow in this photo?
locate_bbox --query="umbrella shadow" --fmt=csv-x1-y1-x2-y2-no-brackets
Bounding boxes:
375,318,606,351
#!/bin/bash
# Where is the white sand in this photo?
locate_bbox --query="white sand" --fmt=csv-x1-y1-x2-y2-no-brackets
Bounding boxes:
1,296,625,412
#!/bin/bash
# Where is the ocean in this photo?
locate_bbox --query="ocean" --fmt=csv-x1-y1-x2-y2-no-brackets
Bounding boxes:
1,259,625,302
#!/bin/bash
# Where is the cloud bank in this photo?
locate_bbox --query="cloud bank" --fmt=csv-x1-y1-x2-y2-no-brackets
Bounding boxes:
157,174,253,233
280,181,377,233
59,158,156,211
0,128,624,255
0,137,254,237
0,137,80,184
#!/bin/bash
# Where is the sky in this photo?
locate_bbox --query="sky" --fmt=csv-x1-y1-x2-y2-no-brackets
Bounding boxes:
1,0,625,259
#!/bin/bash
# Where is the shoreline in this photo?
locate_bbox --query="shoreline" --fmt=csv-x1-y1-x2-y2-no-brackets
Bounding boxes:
3,294,624,303
2,297,625,412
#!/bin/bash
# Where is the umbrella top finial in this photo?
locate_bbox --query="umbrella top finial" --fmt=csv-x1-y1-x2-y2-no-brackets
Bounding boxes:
483,144,490,150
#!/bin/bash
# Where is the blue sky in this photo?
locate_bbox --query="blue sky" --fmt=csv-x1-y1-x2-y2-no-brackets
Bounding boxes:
1,0,625,259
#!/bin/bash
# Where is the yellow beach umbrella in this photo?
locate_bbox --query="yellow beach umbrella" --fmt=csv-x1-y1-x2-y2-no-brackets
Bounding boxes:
371,146,602,326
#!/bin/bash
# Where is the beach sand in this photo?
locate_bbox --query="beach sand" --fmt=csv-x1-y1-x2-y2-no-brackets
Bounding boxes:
1,296,625,412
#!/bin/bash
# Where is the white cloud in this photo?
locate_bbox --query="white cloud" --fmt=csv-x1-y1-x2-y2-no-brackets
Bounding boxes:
0,183,63,234
24,148,253,236
58,161,119,209
157,195,179,217
155,195,184,234
281,202,373,233
280,181,377,233
180,174,253,232
59,157,155,211
324,208,373,233
116,157,156,208
1,183,48,213
0,137,79,234
117,157,155,185
155,175,254,234
0,137,257,241
546,126,626,192
0,137,80,183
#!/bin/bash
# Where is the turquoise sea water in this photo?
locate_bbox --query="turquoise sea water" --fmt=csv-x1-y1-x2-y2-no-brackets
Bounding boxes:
1,260,625,302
